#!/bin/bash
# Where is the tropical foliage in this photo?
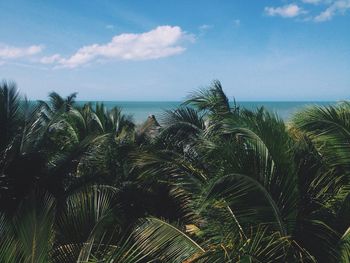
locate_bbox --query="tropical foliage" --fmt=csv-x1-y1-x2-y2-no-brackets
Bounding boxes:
0,79,349,262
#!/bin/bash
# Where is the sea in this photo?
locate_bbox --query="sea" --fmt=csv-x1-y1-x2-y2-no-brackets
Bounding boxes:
77,101,334,124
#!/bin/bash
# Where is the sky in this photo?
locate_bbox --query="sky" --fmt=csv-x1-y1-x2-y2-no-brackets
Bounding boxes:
0,0,349,101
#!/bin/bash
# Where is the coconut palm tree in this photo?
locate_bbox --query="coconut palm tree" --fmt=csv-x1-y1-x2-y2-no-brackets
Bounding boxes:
292,102,350,262
0,81,48,213
134,81,350,262
1,79,350,262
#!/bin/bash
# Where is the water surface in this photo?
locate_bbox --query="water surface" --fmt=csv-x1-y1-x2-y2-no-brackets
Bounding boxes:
76,101,334,124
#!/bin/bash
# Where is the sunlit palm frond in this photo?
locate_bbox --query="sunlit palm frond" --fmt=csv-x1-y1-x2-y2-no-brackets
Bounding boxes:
132,217,205,262
13,194,55,263
293,102,350,172
339,227,350,263
185,80,231,116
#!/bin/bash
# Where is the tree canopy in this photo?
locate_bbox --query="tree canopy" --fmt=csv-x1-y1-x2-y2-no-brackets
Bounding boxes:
1,80,350,262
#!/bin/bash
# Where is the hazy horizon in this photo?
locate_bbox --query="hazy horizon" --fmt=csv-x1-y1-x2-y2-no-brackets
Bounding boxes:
73,100,335,123
26,98,337,102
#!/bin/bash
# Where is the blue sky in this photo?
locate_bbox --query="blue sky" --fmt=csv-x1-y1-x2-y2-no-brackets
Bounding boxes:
0,0,349,101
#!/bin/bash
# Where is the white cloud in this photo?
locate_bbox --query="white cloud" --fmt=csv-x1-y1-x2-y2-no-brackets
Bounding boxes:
314,0,350,21
265,1,350,22
42,25,193,68
265,4,306,17
0,44,43,59
315,8,334,20
40,54,63,64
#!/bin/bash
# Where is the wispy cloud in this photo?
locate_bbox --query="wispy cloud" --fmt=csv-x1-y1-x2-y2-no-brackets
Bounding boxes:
314,0,350,22
264,1,350,22
199,24,213,31
41,25,194,68
264,4,306,18
233,19,241,27
40,54,62,64
301,0,324,4
0,44,43,59
3,61,49,70
105,24,115,30
198,24,214,36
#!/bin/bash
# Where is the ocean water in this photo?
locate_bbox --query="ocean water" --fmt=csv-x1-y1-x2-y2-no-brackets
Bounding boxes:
77,101,334,124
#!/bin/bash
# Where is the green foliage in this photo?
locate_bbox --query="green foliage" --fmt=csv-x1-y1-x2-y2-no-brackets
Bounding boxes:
1,80,350,262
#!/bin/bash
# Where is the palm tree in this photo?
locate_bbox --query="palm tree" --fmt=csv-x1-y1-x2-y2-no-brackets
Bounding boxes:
292,102,350,261
134,81,350,262
0,81,48,213
0,185,208,263
1,79,350,262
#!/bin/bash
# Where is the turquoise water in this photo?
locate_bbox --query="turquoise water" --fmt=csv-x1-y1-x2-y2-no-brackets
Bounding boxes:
77,101,333,124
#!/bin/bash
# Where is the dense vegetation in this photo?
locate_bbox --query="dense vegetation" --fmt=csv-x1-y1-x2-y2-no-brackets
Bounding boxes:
0,80,350,262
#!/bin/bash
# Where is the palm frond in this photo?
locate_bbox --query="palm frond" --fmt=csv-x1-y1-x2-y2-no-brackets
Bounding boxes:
14,194,55,263
132,217,205,262
185,80,231,116
0,80,23,151
339,227,350,263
